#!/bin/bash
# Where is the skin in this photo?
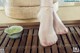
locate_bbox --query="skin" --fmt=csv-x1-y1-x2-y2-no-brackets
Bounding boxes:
53,10,68,34
38,0,68,47
38,7,58,47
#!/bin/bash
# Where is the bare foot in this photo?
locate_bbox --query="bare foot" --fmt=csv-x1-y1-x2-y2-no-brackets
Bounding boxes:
53,10,68,34
37,8,58,47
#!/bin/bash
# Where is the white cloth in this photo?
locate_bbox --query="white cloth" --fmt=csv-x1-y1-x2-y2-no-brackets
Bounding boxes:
5,0,59,19
6,0,57,6
5,6,40,19
6,0,40,6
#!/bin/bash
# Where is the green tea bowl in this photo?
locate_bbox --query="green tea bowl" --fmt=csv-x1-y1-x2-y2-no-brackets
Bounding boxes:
4,26,23,39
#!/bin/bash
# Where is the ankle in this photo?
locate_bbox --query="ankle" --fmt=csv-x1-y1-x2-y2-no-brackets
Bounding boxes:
40,0,53,7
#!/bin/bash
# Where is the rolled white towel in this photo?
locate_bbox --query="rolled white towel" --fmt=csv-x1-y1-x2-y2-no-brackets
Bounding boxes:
5,1,59,19
5,6,40,19
6,0,57,6
6,0,40,6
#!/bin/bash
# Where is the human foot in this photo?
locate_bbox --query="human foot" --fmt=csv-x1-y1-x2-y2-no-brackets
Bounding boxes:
53,10,68,34
39,26,58,47
37,8,58,47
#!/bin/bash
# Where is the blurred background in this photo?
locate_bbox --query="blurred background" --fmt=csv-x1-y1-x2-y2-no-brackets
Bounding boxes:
0,0,80,22
0,0,3,6
0,0,80,7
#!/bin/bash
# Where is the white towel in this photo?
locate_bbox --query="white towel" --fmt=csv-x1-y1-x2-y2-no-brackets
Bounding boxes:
6,0,40,6
5,6,40,19
6,0,57,6
5,2,58,19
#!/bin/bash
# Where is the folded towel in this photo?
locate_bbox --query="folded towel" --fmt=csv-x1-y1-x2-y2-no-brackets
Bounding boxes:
5,6,40,19
6,0,57,6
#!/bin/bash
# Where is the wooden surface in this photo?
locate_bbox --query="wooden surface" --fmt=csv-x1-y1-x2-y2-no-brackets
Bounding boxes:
0,25,80,53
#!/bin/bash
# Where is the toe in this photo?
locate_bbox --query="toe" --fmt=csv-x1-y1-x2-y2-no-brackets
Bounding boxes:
65,28,68,33
40,42,47,47
49,42,53,46
40,40,50,47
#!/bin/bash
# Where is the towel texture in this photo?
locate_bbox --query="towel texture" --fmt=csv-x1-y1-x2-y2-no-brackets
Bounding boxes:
5,6,40,19
5,0,58,19
6,0,57,6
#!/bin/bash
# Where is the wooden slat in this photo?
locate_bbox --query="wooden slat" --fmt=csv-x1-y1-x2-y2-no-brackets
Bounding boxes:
31,29,38,53
0,33,6,45
45,47,51,53
17,29,28,53
38,40,44,53
0,26,7,34
69,27,80,47
0,30,3,36
52,44,58,53
67,27,77,48
61,34,73,53
38,29,44,53
0,29,4,46
11,39,20,53
5,39,15,53
11,29,26,53
0,35,9,49
25,29,33,53
74,26,80,37
57,35,66,53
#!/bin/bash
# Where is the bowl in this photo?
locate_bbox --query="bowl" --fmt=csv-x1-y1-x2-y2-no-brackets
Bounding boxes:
4,26,23,39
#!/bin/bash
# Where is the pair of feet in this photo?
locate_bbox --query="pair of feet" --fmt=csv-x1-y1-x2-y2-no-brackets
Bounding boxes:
37,8,68,47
